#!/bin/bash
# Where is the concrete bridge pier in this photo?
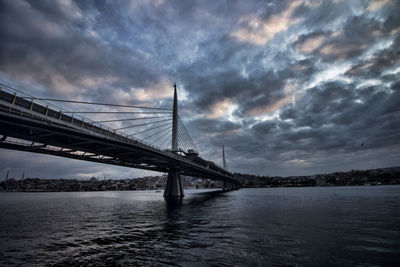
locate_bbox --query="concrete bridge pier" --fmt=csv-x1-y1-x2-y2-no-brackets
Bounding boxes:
164,168,184,197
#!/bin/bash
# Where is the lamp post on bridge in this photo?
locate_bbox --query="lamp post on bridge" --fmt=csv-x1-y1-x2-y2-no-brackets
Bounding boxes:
164,83,184,198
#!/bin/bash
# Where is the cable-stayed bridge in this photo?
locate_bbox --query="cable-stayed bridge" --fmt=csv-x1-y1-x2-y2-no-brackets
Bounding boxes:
0,82,241,197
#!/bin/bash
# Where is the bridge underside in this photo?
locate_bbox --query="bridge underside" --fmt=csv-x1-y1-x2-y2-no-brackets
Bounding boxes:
0,114,170,172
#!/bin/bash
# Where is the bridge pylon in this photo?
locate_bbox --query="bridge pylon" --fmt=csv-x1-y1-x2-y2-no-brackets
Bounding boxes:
164,83,184,198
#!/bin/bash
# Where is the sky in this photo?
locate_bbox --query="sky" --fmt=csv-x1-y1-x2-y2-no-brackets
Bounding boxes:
0,0,399,179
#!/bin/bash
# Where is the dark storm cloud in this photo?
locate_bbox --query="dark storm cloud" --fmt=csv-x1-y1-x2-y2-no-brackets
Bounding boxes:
295,15,387,61
216,79,400,175
188,118,241,135
0,0,165,102
346,35,400,78
1,0,399,178
278,81,399,150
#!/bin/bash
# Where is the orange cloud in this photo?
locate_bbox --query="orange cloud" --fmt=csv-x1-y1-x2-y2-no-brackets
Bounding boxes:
133,77,172,101
320,43,366,58
367,0,392,11
296,31,341,54
247,95,293,116
207,98,233,119
230,0,305,45
297,35,325,53
246,80,301,116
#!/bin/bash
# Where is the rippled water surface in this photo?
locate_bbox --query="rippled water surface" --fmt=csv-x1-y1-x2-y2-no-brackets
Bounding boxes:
1,186,399,266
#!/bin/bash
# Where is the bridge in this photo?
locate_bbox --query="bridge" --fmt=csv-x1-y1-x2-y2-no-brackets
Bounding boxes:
0,82,241,197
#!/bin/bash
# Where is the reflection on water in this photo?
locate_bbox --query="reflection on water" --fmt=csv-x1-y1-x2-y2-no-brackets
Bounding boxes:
0,186,399,266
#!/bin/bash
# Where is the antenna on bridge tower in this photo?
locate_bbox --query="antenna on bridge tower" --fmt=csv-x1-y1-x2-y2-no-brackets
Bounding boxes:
222,145,228,171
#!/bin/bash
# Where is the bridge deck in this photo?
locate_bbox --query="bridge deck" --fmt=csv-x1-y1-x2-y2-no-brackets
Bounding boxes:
0,88,241,185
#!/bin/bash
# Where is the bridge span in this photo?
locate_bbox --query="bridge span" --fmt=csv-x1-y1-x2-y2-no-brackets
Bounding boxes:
0,83,241,197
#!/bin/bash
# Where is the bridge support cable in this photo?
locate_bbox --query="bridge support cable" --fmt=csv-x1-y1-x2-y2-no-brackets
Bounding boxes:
18,97,172,111
166,138,172,151
93,115,172,123
126,121,172,138
60,111,172,114
177,130,189,152
178,116,198,152
177,119,193,152
150,127,173,147
177,125,193,153
141,125,172,142
177,116,199,154
159,132,172,149
17,95,174,143
114,118,172,131
179,126,196,153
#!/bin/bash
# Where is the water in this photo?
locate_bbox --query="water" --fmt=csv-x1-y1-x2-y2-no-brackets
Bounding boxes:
0,186,399,266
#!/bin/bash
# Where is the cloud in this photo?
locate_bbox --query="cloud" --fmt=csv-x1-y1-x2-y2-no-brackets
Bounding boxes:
230,0,305,45
345,35,400,78
320,43,367,58
1,0,399,178
296,33,326,53
367,0,392,11
295,14,388,61
0,0,166,100
247,95,293,116
132,77,173,102
206,98,234,119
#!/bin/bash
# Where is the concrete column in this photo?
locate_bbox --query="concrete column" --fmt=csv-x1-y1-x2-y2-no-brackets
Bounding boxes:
164,168,184,197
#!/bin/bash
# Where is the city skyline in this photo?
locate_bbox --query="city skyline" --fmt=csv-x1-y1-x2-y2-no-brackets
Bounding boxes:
1,0,399,179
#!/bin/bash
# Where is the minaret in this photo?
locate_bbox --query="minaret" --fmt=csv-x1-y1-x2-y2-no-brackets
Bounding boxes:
164,83,184,198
